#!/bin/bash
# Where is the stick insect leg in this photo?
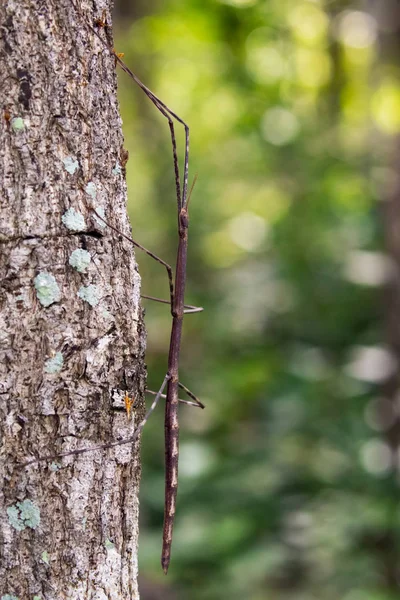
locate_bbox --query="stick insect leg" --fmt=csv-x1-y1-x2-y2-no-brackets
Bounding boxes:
146,386,204,409
72,3,188,211
178,382,205,409
141,294,203,314
92,209,174,312
112,57,189,209
183,305,203,314
86,18,188,212
21,374,171,468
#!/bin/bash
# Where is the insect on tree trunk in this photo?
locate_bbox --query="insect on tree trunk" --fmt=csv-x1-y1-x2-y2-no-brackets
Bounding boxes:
0,1,146,598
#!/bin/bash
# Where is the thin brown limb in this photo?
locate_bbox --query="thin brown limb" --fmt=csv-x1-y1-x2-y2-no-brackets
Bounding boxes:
141,294,203,314
178,381,205,409
90,16,187,212
92,209,174,312
110,55,189,211
146,388,204,409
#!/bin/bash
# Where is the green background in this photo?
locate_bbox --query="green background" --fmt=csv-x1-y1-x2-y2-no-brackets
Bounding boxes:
114,1,400,598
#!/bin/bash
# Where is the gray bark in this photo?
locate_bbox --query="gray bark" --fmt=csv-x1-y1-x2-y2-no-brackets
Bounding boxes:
0,1,146,598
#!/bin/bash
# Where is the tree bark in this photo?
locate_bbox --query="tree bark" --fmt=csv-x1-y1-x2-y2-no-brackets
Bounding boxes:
0,1,146,598
364,2,400,591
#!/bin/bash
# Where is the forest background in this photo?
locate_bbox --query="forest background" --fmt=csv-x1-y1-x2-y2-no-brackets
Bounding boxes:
113,0,400,598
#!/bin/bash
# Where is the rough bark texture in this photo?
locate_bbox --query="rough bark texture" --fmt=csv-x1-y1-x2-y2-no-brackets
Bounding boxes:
0,1,146,598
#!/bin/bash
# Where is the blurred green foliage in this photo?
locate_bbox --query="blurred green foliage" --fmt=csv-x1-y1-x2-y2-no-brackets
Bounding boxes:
115,0,400,598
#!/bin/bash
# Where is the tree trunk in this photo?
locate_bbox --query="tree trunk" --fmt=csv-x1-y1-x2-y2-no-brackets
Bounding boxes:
0,1,146,598
372,4,400,592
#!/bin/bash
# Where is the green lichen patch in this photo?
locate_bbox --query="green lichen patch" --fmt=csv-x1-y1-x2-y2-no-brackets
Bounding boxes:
104,538,115,550
19,499,40,528
49,462,61,472
61,208,85,232
11,117,25,132
1,594,19,600
41,551,50,565
33,596,42,600
69,249,91,273
85,181,97,199
78,284,100,307
101,308,114,321
7,505,24,531
62,156,79,174
7,499,40,531
34,272,61,307
93,206,106,229
44,352,64,374
112,162,122,175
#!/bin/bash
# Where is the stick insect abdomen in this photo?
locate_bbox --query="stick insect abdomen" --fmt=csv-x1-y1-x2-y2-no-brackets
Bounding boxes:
162,376,180,573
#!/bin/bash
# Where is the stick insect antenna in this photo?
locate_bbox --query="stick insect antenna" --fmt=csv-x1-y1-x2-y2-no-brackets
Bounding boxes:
186,174,198,210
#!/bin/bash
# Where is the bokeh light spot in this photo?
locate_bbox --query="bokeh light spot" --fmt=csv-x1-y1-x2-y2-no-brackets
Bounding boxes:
343,251,393,286
228,212,267,251
289,346,330,381
372,80,400,134
246,29,287,83
361,439,392,476
179,442,215,478
261,107,299,145
345,346,397,383
247,45,286,84
335,10,377,49
200,89,241,134
288,3,329,45
203,230,242,268
295,48,331,88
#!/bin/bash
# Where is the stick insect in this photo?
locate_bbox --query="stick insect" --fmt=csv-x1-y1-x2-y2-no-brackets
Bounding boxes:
23,5,204,575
